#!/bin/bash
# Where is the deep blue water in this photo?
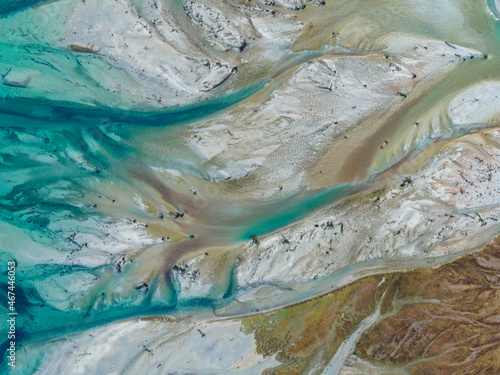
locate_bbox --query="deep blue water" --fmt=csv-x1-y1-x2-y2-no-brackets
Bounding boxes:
0,0,50,16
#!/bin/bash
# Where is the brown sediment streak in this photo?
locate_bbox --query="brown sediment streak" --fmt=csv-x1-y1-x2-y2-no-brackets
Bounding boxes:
129,164,249,229
128,167,234,246
332,82,438,185
129,165,210,222
328,58,498,186
127,167,223,260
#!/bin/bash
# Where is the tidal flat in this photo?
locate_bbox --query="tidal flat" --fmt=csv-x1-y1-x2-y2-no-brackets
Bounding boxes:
0,0,500,374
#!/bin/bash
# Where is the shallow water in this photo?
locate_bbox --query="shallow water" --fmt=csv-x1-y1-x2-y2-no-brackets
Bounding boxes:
0,0,50,15
1,0,500,373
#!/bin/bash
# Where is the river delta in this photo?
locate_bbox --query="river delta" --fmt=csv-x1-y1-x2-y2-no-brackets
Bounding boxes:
1,0,500,373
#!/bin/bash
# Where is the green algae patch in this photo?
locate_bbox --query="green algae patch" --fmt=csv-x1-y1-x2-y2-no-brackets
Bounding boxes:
240,275,384,375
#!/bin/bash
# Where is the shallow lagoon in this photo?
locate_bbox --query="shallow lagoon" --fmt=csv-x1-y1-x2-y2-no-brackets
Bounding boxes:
1,0,500,373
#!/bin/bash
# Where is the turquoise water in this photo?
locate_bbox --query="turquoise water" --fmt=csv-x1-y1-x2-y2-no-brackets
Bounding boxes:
0,78,360,368
237,184,354,240
0,0,50,15
0,80,268,127
1,0,500,373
